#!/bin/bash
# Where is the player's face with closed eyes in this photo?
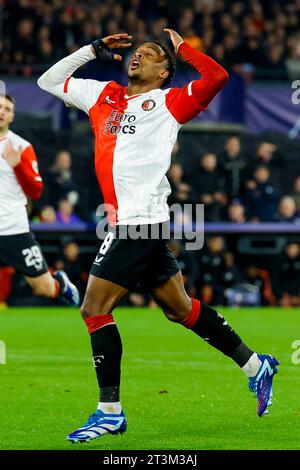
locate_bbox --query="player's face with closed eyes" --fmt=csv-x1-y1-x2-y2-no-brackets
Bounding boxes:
128,43,168,84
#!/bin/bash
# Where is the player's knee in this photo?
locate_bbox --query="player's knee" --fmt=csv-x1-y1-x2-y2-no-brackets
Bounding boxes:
80,303,93,319
164,297,192,322
80,300,106,320
163,308,179,322
80,290,119,319
163,302,191,323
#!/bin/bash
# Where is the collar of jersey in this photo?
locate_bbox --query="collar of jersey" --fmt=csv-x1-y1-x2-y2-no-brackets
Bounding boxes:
0,131,9,141
124,87,158,100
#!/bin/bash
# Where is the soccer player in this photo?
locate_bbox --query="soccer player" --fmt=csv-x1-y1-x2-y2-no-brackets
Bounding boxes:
38,29,279,443
0,94,79,306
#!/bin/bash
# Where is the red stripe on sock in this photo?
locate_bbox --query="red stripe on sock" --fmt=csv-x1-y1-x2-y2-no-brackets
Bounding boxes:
53,279,60,298
85,314,115,334
181,298,201,329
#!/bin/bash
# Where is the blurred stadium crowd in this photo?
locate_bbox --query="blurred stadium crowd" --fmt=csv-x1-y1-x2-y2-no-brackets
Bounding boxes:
26,135,300,226
0,133,299,308
2,233,300,308
1,0,300,79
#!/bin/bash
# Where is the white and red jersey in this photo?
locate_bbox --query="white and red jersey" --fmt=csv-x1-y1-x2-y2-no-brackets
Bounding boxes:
0,130,43,235
38,42,228,225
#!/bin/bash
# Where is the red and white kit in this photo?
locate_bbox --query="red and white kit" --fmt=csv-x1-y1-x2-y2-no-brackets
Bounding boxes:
0,131,43,235
38,42,228,225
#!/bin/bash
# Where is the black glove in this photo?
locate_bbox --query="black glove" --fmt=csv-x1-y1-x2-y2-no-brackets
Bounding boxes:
91,38,115,62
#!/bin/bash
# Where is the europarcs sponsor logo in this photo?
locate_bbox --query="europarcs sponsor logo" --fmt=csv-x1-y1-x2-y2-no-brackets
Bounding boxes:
104,110,136,135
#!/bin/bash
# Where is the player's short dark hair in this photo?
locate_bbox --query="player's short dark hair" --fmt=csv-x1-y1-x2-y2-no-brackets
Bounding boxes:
5,94,15,106
154,42,176,88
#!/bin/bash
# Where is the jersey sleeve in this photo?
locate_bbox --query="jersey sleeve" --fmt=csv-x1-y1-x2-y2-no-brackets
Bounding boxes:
166,42,229,125
13,145,44,200
37,45,109,114
49,77,109,114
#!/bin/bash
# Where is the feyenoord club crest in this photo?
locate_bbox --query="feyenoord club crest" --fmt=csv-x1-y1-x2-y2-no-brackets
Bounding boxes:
142,99,156,111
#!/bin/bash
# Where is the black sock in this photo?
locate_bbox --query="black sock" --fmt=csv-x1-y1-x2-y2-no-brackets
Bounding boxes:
184,301,254,367
91,324,122,402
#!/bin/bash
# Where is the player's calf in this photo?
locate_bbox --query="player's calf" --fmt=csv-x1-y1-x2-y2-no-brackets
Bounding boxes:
26,270,80,306
26,272,59,298
168,298,279,415
164,298,262,375
80,277,127,422
179,299,255,366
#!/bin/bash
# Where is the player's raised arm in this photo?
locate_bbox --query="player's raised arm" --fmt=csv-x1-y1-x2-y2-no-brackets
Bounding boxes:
3,140,43,200
164,28,229,124
37,34,132,114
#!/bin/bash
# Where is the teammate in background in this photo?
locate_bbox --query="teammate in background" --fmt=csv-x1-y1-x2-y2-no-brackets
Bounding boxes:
0,94,79,306
38,29,279,443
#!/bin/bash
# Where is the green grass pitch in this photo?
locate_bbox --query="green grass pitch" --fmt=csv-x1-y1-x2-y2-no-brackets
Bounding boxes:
0,306,299,450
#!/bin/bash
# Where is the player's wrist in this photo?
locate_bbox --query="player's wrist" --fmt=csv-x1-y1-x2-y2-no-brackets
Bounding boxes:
90,45,96,58
176,41,185,54
91,38,114,62
12,159,22,169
